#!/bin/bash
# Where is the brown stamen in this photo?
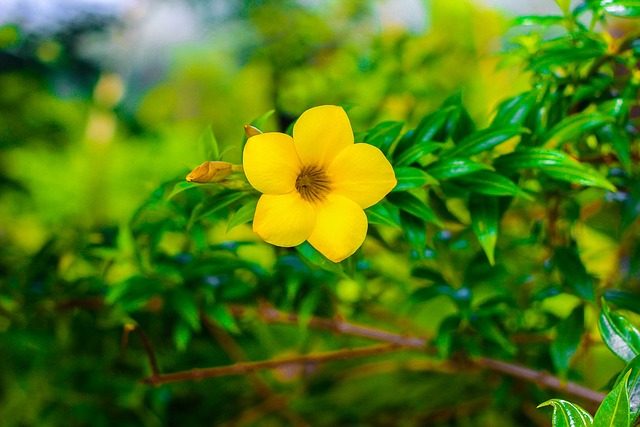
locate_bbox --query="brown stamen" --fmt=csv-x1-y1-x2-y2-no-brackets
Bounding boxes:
295,165,331,203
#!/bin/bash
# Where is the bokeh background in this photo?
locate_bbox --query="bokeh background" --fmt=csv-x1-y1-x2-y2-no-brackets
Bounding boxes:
2,1,617,426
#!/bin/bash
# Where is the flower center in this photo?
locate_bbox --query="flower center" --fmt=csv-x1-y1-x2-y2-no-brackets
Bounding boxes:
295,165,332,203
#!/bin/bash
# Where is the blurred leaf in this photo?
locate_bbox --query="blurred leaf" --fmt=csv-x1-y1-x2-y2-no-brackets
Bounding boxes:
392,167,439,192
366,201,400,227
400,210,428,252
205,303,240,334
364,120,404,154
198,124,220,161
599,0,640,17
514,15,566,26
537,399,593,427
593,370,630,427
227,199,258,233
394,141,444,167
492,91,537,128
167,181,205,200
599,124,631,170
543,112,612,148
170,289,201,331
454,170,532,199
472,315,517,355
173,320,193,352
603,290,640,315
469,194,498,266
106,276,159,313
494,148,616,191
445,126,525,158
554,247,595,301
599,301,640,362
393,109,450,158
435,314,462,359
613,354,640,424
550,305,585,376
192,191,247,223
412,266,447,284
387,192,442,227
426,158,493,180
530,38,606,72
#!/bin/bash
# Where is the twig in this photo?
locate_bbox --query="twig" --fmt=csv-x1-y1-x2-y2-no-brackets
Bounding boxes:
142,343,405,386
122,324,160,377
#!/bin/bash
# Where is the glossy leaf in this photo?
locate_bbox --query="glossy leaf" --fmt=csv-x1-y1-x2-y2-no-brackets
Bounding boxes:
227,199,258,233
469,194,498,265
603,290,640,315
550,305,585,376
445,126,524,157
167,181,205,200
454,170,532,199
554,247,595,301
593,370,631,427
613,354,640,425
491,91,537,127
599,302,640,362
392,167,439,192
296,242,345,273
192,191,247,222
543,112,612,148
364,120,404,154
426,158,493,180
494,148,616,191
400,210,428,252
366,201,400,227
394,141,444,167
537,399,594,427
387,192,442,227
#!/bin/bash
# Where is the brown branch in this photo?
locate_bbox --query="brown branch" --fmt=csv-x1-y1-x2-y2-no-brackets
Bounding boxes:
142,343,405,386
230,304,606,404
122,324,160,377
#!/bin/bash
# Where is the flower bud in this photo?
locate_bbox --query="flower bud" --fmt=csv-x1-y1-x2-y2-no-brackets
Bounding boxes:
186,161,233,183
244,125,262,138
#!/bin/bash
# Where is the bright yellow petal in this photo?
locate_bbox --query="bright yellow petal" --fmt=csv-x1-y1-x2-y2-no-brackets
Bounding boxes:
307,194,367,262
243,133,302,195
328,143,397,208
253,192,316,247
293,105,354,168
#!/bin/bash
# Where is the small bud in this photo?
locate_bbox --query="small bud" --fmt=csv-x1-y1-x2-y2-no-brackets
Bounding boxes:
244,125,262,138
186,161,233,183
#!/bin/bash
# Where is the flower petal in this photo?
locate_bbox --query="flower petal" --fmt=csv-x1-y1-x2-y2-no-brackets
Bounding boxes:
307,194,367,262
293,105,354,168
253,192,316,247
328,143,397,208
243,133,302,195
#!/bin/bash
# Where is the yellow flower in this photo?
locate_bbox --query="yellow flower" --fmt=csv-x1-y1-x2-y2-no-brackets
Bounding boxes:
242,105,397,262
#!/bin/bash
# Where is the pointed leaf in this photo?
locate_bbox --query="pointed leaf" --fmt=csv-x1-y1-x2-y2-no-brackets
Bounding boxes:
198,124,220,161
613,354,640,425
364,120,404,154
445,126,525,157
227,200,258,233
491,91,537,128
454,170,532,199
551,305,585,376
394,141,444,167
599,302,640,362
543,112,613,148
593,370,631,427
469,194,498,265
554,247,595,301
387,192,442,227
392,167,439,192
538,399,594,427
426,158,493,180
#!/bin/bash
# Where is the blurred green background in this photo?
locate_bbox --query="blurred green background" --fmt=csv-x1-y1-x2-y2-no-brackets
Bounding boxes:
3,0,628,426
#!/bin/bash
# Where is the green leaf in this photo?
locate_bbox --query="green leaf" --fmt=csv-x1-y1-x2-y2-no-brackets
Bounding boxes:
599,301,640,363
167,181,205,200
613,354,640,425
170,289,201,331
593,370,631,427
393,109,450,158
445,126,525,158
242,109,275,149
514,15,567,26
426,158,493,180
366,201,400,227
364,121,404,154
192,191,247,223
394,141,444,167
296,241,345,273
491,91,537,128
469,194,498,266
387,192,442,227
227,199,258,233
550,305,585,376
198,124,220,161
554,247,595,301
392,167,439,192
537,399,594,427
494,148,616,192
599,124,631,171
543,112,613,148
173,320,193,352
106,276,158,312
603,290,640,315
600,0,640,17
205,303,240,334
453,170,532,199
400,210,428,252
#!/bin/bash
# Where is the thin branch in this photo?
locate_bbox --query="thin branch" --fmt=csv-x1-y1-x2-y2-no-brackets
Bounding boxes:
122,324,160,377
142,343,405,386
230,304,606,404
